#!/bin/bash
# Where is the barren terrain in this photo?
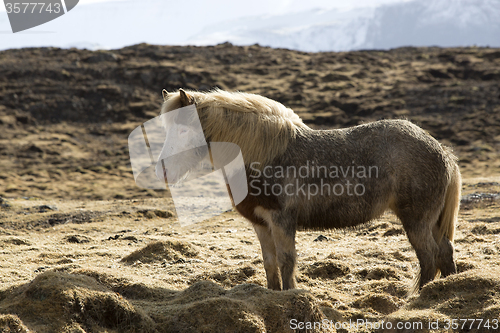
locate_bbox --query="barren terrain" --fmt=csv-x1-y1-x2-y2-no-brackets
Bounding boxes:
0,44,499,332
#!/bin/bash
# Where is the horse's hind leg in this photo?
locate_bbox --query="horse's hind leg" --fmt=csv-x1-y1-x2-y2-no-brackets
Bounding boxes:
432,226,457,278
404,225,440,289
396,206,442,290
253,223,281,290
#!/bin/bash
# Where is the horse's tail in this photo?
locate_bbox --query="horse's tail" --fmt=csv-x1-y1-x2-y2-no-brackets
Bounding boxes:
437,160,461,243
409,160,461,295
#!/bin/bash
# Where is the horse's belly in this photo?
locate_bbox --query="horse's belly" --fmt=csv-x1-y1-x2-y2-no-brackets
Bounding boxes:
296,198,384,230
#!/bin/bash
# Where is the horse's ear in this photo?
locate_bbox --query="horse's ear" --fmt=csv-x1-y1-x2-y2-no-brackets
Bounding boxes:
162,89,169,101
179,88,195,107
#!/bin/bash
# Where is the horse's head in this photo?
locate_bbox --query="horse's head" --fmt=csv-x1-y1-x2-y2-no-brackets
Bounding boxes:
154,89,210,184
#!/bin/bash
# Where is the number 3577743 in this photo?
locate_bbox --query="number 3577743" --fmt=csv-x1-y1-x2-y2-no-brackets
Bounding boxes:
5,3,61,14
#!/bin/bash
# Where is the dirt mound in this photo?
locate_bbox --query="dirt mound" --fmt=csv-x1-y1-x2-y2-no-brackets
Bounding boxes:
304,260,351,280
0,314,30,333
157,282,330,333
190,266,258,287
64,235,92,244
358,266,402,281
386,269,500,331
0,271,332,333
410,269,500,318
0,271,155,332
0,238,31,246
351,293,402,315
121,240,199,264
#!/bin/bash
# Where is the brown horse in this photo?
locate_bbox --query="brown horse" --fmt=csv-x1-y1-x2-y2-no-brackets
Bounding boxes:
158,88,461,292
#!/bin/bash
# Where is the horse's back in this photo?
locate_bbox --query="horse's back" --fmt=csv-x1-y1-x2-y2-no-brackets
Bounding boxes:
287,119,456,229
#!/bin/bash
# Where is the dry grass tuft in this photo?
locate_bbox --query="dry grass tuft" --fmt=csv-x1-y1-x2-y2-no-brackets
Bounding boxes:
121,240,199,264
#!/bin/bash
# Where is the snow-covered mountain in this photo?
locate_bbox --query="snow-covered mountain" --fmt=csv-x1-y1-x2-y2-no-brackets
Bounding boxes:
0,0,498,51
187,8,376,52
188,0,500,52
364,0,500,50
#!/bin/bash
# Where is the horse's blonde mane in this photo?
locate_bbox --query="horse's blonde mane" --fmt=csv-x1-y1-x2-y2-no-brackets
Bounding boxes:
161,89,309,167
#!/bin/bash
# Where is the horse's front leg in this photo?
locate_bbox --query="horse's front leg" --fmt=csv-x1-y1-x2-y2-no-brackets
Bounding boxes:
271,221,297,290
253,223,281,290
